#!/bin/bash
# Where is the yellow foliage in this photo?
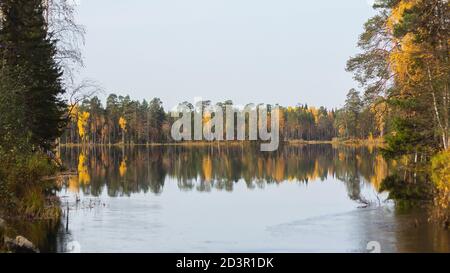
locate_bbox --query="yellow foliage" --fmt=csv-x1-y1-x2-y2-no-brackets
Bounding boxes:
68,176,79,193
430,150,450,220
369,155,388,191
274,157,285,182
387,0,417,31
203,111,212,124
202,155,213,182
257,158,264,178
388,1,427,85
77,111,90,140
119,159,127,177
338,152,346,162
308,159,321,181
370,102,387,136
77,153,90,186
69,104,79,121
309,107,319,123
431,151,450,198
119,117,127,132
389,33,424,83
266,158,273,177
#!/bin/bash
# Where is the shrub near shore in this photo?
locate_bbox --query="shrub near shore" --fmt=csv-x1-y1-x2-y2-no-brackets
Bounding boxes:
0,151,61,220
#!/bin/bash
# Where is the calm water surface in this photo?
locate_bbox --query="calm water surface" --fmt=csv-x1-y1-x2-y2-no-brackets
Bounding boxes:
42,144,449,252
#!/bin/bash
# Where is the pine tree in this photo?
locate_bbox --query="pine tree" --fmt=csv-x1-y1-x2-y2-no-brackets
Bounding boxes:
343,89,363,138
347,0,449,159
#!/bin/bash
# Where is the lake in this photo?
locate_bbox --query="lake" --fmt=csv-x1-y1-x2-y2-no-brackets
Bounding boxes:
32,144,450,252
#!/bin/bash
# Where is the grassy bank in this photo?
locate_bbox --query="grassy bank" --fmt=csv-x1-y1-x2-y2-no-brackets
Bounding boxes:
0,151,62,252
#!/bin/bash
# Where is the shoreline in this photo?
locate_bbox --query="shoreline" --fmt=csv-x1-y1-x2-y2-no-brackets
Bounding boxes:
59,139,385,148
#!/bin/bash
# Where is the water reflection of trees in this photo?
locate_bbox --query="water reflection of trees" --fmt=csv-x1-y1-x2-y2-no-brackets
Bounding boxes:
60,144,389,197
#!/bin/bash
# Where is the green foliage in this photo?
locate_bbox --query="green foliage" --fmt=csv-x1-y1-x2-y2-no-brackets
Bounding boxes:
67,95,169,144
333,89,382,140
344,89,363,137
380,173,434,202
0,0,67,151
0,0,67,220
64,96,341,144
383,117,426,159
283,104,336,141
430,150,450,223
348,0,449,158
382,91,439,159
431,150,450,195
0,150,60,219
0,66,30,152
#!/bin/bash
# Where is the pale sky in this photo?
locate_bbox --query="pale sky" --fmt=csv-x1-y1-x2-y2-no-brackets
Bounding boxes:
76,0,375,109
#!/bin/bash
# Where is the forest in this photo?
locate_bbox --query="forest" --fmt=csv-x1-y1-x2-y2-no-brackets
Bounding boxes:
0,0,449,250
61,90,383,145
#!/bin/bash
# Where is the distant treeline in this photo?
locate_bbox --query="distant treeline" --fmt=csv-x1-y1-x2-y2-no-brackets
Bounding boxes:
61,92,386,145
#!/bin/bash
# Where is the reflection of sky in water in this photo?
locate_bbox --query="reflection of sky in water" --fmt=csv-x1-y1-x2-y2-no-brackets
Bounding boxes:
57,146,450,253
62,178,367,252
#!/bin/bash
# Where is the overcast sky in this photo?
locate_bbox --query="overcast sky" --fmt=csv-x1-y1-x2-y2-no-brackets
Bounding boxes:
76,0,375,109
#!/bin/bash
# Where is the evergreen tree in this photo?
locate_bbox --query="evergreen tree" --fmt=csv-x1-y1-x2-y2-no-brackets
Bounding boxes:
347,0,449,159
0,0,66,150
148,98,165,142
343,89,363,138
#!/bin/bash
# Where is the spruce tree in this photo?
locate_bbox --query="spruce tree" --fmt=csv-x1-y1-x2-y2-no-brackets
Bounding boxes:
0,0,66,151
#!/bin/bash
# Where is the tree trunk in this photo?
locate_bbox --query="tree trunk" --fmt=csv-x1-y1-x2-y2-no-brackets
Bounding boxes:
427,65,448,150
